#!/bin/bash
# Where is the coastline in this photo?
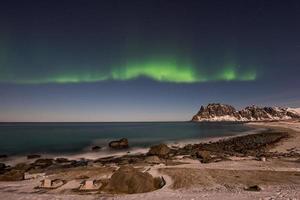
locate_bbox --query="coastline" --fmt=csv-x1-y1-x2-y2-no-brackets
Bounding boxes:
0,121,300,199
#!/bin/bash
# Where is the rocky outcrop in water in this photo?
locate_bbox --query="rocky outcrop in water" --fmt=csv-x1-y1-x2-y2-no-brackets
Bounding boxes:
192,103,300,122
109,138,129,149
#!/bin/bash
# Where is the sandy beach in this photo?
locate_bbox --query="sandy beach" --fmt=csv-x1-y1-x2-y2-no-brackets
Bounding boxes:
1,120,300,200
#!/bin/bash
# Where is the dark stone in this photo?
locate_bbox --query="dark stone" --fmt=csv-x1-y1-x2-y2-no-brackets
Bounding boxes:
55,158,69,163
0,163,6,171
69,159,88,167
244,185,262,191
14,163,32,171
148,144,170,158
27,154,41,159
109,138,129,149
33,158,54,168
0,155,8,159
91,146,102,151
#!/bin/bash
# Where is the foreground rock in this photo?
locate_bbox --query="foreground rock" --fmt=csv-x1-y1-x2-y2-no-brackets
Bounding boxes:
109,138,129,149
148,144,170,158
192,103,300,122
105,166,165,194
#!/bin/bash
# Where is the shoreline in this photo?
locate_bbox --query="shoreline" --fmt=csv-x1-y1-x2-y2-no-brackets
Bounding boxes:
1,125,268,166
0,121,300,199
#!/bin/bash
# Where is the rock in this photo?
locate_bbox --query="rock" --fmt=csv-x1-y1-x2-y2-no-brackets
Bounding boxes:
0,169,24,181
27,154,41,159
145,156,162,164
33,159,54,168
55,158,70,163
105,166,164,194
0,163,6,171
244,185,262,191
0,155,8,159
69,159,88,167
91,146,102,151
109,138,129,149
148,144,170,158
14,163,32,171
196,150,212,163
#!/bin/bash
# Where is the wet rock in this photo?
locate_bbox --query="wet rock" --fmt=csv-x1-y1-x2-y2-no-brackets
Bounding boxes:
33,158,54,168
109,138,129,149
27,154,41,159
70,159,88,167
14,163,32,171
55,158,70,163
148,144,170,158
91,146,102,151
105,166,164,194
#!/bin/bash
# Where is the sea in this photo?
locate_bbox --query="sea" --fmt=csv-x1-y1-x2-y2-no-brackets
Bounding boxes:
0,122,261,158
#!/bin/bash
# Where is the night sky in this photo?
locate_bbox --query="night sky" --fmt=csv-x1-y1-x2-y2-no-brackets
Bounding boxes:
0,0,299,122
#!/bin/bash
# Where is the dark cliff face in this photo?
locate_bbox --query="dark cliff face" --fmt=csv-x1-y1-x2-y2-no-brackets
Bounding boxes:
192,103,300,122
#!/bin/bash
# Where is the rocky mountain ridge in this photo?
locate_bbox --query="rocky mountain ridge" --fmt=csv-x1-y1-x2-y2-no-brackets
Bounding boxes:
192,103,300,122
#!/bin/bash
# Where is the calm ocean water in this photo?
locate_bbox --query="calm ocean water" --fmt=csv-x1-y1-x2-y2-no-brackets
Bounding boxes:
0,122,257,155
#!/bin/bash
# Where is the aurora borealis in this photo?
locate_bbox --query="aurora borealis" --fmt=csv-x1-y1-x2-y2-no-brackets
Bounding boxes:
0,0,299,121
1,58,257,84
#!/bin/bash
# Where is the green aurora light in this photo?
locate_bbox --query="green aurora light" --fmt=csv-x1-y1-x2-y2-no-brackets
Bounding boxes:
0,59,257,84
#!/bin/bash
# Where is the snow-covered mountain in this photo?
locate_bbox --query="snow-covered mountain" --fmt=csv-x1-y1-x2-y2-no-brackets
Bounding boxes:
192,103,300,122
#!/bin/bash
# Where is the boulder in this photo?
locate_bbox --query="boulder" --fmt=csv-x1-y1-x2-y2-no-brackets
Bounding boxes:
27,154,41,159
109,138,129,149
148,144,170,158
105,166,164,194
196,150,212,163
91,146,102,151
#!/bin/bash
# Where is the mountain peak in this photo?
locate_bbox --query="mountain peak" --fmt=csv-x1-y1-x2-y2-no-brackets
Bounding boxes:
192,104,300,122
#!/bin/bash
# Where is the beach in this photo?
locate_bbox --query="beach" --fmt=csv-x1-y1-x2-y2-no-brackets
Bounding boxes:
1,120,300,200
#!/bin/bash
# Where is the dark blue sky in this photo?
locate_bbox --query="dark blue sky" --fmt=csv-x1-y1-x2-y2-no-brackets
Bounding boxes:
0,0,299,121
